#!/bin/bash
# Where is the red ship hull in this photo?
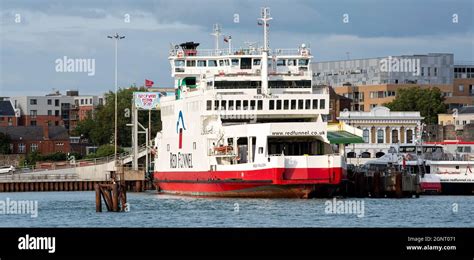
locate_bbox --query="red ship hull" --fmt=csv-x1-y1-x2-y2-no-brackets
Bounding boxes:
153,167,343,198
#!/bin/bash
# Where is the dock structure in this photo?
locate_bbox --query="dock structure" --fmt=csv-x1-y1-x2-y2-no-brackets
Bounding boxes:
0,144,153,193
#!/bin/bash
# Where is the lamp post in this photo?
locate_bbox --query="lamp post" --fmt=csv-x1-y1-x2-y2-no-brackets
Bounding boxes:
107,33,125,167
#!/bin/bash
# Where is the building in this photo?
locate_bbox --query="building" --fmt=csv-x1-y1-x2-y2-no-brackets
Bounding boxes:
0,100,19,126
338,106,424,160
0,125,70,155
9,90,104,132
312,53,474,111
328,86,351,123
438,106,474,130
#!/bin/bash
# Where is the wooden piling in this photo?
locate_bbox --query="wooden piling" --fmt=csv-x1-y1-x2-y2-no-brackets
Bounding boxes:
112,183,119,212
95,184,102,212
395,173,403,198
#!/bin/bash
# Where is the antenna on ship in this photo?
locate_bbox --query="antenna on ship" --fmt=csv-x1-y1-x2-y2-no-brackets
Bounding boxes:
211,24,222,52
258,7,272,95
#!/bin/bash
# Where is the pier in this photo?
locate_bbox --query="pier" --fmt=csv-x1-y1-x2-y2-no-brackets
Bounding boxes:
0,144,153,193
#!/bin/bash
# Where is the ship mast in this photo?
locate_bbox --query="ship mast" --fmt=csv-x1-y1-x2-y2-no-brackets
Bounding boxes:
258,7,272,95
211,24,222,52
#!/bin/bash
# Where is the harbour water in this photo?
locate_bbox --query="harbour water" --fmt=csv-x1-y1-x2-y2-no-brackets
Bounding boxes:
0,191,473,227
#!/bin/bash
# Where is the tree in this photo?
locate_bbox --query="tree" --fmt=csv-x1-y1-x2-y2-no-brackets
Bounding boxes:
385,87,447,124
74,86,162,147
0,132,11,154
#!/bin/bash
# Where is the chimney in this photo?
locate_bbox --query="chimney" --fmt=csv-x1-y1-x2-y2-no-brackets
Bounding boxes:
43,122,50,140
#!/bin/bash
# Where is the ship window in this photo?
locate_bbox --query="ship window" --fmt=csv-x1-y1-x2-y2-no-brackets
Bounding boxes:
277,59,286,66
224,60,230,66
363,129,369,143
319,99,325,109
276,100,282,110
167,144,170,151
206,100,212,110
193,142,197,150
214,100,219,110
174,60,185,67
257,100,263,110
250,100,256,110
243,100,249,110
269,100,275,110
219,60,224,66
208,60,217,67
231,59,239,66
241,58,252,70
258,147,264,154
186,60,196,67
221,100,227,110
283,100,289,110
287,59,296,66
298,100,304,109
291,100,296,110
298,59,309,66
253,59,261,65
197,60,207,67
305,99,311,109
236,100,241,110
228,100,234,110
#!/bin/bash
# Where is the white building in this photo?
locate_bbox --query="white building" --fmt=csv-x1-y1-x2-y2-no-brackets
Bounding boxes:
338,106,424,161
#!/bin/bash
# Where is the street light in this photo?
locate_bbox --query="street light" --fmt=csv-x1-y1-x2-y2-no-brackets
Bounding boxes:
107,33,125,167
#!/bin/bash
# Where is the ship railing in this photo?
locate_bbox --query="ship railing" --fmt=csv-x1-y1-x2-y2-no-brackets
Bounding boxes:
169,48,309,57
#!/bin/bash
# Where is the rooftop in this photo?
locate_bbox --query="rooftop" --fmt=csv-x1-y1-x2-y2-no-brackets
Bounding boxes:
0,126,69,141
0,101,16,116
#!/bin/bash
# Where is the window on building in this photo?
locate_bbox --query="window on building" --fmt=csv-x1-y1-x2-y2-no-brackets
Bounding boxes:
55,99,59,106
434,67,438,76
243,100,248,110
30,99,37,105
377,129,384,144
236,100,241,110
276,100,282,110
30,121,37,126
361,152,371,158
459,85,464,92
47,99,52,105
305,99,311,109
406,129,413,143
18,143,25,153
228,100,234,110
30,110,37,118
427,67,431,77
31,143,38,152
55,110,60,116
363,129,369,143
391,129,399,143
312,99,318,109
250,100,256,110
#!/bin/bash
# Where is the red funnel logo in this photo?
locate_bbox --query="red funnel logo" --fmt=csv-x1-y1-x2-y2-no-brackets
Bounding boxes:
176,111,186,149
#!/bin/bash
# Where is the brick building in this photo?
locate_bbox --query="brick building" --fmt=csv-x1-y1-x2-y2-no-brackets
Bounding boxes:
0,125,70,155
0,100,18,127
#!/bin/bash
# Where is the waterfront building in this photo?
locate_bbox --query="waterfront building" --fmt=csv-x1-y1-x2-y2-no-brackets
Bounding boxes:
337,106,424,160
312,53,474,111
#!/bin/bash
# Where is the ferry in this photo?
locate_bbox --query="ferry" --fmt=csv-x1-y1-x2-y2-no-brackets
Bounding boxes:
152,8,361,198
363,144,474,195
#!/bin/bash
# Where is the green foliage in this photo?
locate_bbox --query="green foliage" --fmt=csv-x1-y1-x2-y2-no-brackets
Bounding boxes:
385,87,447,124
85,144,124,159
0,132,11,154
74,86,162,147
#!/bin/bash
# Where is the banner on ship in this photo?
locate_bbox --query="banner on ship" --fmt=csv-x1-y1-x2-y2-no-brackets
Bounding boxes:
133,92,160,110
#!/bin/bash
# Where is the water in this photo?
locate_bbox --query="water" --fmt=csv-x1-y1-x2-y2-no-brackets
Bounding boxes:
0,191,473,227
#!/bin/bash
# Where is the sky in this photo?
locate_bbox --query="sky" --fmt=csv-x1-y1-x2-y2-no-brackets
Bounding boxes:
0,0,473,96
